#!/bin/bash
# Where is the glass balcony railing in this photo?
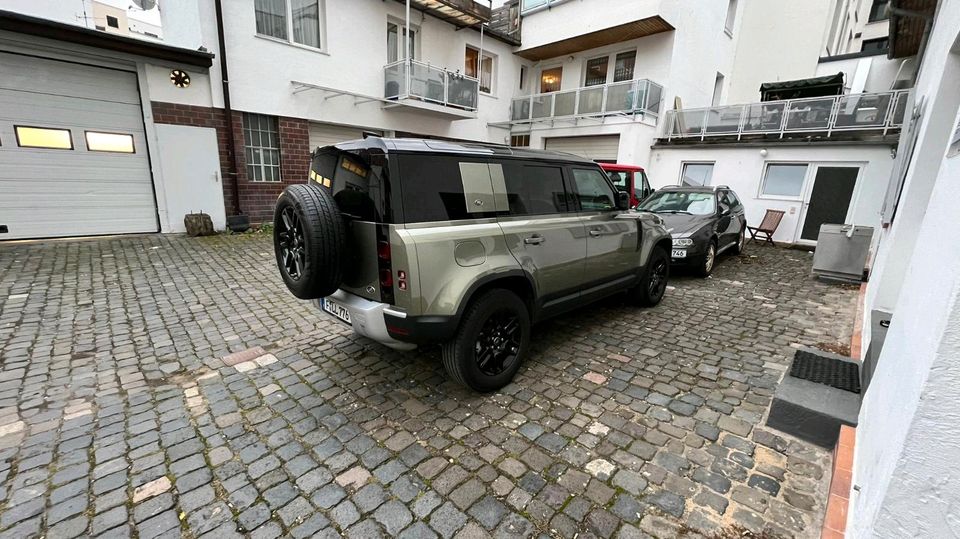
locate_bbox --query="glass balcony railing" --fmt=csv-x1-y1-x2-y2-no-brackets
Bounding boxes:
509,79,664,123
660,89,911,141
384,60,480,112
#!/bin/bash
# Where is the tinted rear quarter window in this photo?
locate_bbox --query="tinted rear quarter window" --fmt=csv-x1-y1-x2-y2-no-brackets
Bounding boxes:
396,154,498,223
502,163,569,215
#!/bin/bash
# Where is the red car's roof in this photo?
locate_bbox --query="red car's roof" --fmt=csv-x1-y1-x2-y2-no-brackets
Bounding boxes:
599,163,645,172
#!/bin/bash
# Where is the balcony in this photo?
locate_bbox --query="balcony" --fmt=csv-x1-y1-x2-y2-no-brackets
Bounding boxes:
507,79,664,127
383,60,480,119
660,90,911,143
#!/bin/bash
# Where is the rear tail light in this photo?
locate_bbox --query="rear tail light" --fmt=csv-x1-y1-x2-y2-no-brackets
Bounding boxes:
375,229,395,304
377,240,391,260
379,269,393,288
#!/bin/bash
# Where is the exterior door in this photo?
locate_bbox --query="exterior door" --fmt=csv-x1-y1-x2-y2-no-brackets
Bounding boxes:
155,124,226,233
799,165,860,242
569,167,638,287
496,163,587,306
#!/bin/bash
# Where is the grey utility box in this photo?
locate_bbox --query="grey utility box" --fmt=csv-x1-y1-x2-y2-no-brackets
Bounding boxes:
812,224,874,282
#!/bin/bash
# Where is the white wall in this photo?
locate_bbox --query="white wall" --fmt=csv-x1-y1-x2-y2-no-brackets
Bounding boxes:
726,0,834,104
851,1,960,535
646,144,895,245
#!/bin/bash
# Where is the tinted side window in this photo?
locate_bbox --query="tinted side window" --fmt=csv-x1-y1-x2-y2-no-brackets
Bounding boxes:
571,168,617,211
312,148,392,223
727,191,742,207
502,163,569,215
396,154,497,223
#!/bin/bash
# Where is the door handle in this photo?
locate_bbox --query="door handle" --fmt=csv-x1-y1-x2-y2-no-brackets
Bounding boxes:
589,229,603,237
524,235,545,245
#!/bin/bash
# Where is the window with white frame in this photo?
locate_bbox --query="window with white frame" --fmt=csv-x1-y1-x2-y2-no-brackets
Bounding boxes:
387,21,417,62
584,50,637,87
681,162,714,186
612,51,636,82
760,163,808,198
243,113,282,182
255,0,323,49
584,56,608,87
521,0,568,13
724,0,738,34
465,46,495,94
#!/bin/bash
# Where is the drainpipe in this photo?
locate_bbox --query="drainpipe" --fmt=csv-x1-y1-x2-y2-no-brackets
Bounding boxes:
214,0,246,229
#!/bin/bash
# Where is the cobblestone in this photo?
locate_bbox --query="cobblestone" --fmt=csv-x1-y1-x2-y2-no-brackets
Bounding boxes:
0,236,852,537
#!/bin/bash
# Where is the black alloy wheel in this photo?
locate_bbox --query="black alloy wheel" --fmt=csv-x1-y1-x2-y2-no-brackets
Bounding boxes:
474,310,522,376
277,206,306,281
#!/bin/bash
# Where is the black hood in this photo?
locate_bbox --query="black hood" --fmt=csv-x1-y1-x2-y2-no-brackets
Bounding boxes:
655,212,714,236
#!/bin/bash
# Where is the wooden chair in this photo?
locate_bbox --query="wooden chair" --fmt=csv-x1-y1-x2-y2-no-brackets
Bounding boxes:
747,209,786,246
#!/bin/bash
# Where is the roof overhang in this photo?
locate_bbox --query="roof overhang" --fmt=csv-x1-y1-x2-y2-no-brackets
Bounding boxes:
888,0,937,59
0,9,214,68
515,15,673,61
391,0,491,27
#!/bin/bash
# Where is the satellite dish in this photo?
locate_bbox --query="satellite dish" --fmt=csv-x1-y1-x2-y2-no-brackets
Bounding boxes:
132,0,157,10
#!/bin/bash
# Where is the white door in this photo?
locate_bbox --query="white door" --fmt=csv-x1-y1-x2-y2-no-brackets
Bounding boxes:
155,124,226,233
544,135,620,162
309,123,378,152
795,163,863,245
0,52,157,240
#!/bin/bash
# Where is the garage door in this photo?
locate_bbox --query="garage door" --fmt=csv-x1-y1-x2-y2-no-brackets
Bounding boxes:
309,122,380,152
544,135,620,162
0,52,157,240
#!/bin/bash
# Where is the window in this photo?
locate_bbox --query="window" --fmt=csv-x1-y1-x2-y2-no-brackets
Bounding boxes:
572,168,617,211
711,73,725,106
243,113,281,182
761,163,808,198
540,67,562,93
606,171,631,194
504,164,569,215
521,0,568,13
681,163,714,186
638,191,717,216
613,51,636,82
510,135,530,147
519,66,527,91
861,37,889,53
85,132,135,153
584,57,608,87
387,21,416,62
397,155,497,222
106,15,119,29
868,0,890,21
465,46,495,94
724,0,738,34
15,126,73,149
255,0,322,49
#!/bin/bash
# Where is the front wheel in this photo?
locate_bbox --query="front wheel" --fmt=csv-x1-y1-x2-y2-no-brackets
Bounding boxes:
442,289,531,392
630,246,669,307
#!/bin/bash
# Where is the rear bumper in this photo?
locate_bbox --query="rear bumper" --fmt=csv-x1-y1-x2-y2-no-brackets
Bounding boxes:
317,290,417,351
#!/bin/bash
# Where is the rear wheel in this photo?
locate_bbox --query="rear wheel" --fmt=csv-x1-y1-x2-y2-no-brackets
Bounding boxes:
697,241,717,277
442,289,531,392
630,246,669,306
732,226,746,255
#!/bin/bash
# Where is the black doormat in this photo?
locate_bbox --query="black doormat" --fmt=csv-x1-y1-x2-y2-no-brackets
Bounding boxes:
790,350,861,394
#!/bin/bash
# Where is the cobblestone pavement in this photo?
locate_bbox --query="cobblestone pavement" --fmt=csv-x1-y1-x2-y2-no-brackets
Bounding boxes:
0,234,857,538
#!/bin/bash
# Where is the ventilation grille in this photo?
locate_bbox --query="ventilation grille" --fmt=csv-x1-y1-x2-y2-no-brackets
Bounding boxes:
790,350,861,394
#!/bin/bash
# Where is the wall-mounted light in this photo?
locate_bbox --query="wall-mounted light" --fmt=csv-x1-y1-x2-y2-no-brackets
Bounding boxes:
759,148,768,157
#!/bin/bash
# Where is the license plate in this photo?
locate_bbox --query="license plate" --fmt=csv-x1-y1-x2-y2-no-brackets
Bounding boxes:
671,249,687,258
322,298,352,325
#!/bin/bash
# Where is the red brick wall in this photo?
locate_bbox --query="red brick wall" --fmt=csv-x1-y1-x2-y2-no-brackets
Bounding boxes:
150,102,312,224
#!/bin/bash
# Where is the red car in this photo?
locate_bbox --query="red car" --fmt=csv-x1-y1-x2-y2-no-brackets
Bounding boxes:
600,163,654,208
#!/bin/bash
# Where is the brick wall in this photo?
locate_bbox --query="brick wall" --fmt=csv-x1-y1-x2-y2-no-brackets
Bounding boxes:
150,102,312,224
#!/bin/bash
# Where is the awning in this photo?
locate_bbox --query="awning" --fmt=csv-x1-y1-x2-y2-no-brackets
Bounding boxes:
0,9,214,67
515,16,673,61
759,73,845,101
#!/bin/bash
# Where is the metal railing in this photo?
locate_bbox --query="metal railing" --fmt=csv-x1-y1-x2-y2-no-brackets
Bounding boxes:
661,89,911,141
384,59,480,112
509,79,664,124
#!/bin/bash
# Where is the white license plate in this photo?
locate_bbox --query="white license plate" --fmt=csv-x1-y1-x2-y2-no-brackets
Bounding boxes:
322,298,352,325
671,249,687,258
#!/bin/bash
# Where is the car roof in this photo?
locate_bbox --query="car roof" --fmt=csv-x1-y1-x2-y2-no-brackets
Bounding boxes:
329,137,597,165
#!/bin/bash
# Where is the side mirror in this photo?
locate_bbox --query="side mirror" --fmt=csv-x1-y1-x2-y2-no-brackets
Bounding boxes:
617,191,630,210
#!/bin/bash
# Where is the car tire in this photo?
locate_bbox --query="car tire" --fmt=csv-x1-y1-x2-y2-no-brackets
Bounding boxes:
273,184,347,299
442,289,531,392
697,240,717,277
630,246,670,307
731,225,746,255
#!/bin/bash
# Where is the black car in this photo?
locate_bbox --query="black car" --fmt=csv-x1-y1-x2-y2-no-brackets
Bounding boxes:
636,185,747,277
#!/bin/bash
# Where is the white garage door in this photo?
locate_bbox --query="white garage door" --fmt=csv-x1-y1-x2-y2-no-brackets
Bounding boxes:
309,123,380,152
0,52,156,240
544,135,621,162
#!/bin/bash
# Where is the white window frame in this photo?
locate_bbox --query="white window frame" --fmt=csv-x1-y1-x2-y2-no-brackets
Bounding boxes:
581,48,639,87
466,45,497,95
243,113,282,183
521,0,571,15
583,54,610,87
679,161,715,187
757,161,810,201
254,0,327,53
724,0,738,36
387,19,420,63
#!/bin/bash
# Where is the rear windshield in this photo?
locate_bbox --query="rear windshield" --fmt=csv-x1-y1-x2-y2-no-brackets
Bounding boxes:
310,147,393,222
